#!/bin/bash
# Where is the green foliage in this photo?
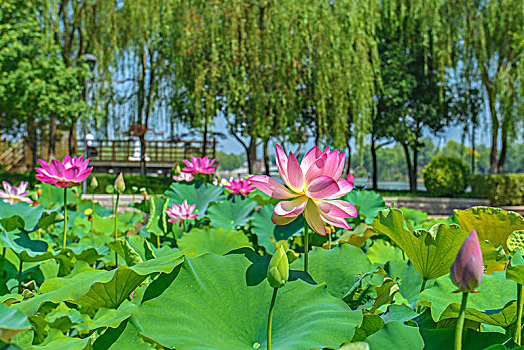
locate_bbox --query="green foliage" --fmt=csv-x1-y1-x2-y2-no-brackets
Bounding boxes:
215,151,245,171
470,174,524,205
423,155,470,196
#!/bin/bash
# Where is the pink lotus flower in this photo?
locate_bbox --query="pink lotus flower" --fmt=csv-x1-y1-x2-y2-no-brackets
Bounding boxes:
35,155,93,188
249,145,357,235
166,199,198,226
182,156,216,175
450,230,484,293
0,181,33,205
173,172,194,182
225,177,255,196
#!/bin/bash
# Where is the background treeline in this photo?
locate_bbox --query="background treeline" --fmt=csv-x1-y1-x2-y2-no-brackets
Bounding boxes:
0,0,522,192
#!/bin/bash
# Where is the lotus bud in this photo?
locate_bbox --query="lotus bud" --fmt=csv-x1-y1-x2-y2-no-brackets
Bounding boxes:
90,176,98,189
267,245,289,289
450,230,484,293
114,173,125,194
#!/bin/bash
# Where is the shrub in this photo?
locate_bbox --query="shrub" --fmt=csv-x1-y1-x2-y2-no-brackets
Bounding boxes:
470,174,524,205
423,156,470,197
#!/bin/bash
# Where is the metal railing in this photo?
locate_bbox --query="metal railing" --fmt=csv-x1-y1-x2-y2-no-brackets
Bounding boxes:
76,138,217,164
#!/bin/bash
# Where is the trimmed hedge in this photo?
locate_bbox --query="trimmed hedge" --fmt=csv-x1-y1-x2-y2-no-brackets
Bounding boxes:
0,171,173,194
423,156,470,197
470,173,524,206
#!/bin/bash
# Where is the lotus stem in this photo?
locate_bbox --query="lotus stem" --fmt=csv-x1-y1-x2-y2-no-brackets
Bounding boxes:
63,188,68,250
328,231,332,249
454,292,469,350
416,279,428,313
304,221,309,273
18,259,23,294
114,192,120,266
516,283,523,345
267,287,278,350
157,234,160,248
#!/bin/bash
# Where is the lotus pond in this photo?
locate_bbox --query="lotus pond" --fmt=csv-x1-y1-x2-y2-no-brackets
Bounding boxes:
0,158,523,350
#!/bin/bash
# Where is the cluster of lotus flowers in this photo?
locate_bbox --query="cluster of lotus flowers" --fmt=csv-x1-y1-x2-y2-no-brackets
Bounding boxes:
0,146,485,296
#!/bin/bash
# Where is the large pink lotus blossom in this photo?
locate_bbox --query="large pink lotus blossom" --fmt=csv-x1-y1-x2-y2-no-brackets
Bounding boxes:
225,177,255,196
166,199,198,226
182,156,216,175
35,155,93,188
450,230,484,293
0,181,33,205
249,145,357,235
173,171,194,182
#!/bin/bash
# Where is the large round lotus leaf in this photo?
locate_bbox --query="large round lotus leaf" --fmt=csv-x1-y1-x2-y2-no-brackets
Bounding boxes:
0,302,30,342
364,321,424,350
419,327,513,350
366,240,404,264
455,206,524,250
0,201,45,232
506,250,524,285
178,227,251,255
417,270,518,327
164,181,225,216
206,198,257,229
292,243,373,298
346,190,386,224
251,205,305,253
373,209,470,280
136,253,362,350
384,260,434,308
14,248,194,315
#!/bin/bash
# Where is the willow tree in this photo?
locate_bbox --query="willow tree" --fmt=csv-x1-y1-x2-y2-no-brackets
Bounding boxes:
457,0,523,173
167,0,379,173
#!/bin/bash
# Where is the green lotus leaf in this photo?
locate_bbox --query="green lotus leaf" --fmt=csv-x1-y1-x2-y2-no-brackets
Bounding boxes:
506,249,524,285
419,327,514,350
13,248,195,315
346,190,386,224
251,205,305,253
373,208,470,280
25,328,91,350
417,271,518,327
455,206,524,250
178,227,251,256
384,260,434,308
352,314,385,342
0,201,45,232
382,304,418,323
206,198,257,229
164,181,225,216
93,316,153,350
0,230,51,262
136,253,362,350
399,207,428,228
37,183,78,210
366,240,404,264
364,321,424,350
107,239,143,267
145,195,169,237
0,302,30,342
292,243,374,298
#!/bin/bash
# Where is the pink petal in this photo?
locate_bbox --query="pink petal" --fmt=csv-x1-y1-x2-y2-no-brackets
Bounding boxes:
2,181,11,192
271,213,299,225
333,152,346,181
75,167,93,182
317,200,357,218
50,159,65,177
319,211,351,230
347,174,355,185
300,146,322,174
274,196,307,217
304,154,327,185
275,145,289,187
304,200,326,235
305,176,340,199
286,151,304,192
324,177,354,200
248,175,298,199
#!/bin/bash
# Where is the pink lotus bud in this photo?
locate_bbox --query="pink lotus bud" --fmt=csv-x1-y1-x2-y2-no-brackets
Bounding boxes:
450,230,484,293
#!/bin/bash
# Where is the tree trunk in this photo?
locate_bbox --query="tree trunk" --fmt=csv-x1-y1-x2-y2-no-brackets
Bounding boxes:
487,92,499,174
247,137,257,174
412,146,418,192
139,136,146,176
26,120,38,168
371,134,378,190
202,117,208,157
68,119,76,156
345,139,351,176
471,121,475,175
402,143,416,192
263,139,270,176
497,127,507,174
48,114,57,159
